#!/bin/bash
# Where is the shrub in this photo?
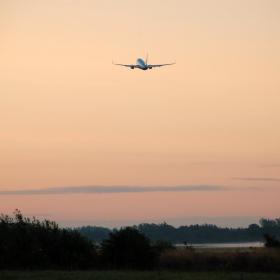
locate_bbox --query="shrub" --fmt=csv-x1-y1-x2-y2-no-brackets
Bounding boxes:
264,234,280,248
100,227,155,269
0,210,97,269
152,240,175,254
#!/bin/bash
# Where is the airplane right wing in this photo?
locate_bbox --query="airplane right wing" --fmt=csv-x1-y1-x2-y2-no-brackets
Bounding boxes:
148,62,176,68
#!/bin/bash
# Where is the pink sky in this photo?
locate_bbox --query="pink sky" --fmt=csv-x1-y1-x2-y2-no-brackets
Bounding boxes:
0,0,280,227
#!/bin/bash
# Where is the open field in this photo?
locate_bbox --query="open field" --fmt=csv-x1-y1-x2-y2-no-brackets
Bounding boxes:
158,247,280,272
0,271,280,280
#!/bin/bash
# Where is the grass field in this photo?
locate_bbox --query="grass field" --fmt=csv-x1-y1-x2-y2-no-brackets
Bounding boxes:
0,271,280,280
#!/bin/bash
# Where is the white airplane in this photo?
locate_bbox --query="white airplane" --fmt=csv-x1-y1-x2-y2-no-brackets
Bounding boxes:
113,55,175,70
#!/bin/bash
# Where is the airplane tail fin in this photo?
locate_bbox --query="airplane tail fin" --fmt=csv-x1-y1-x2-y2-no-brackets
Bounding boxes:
145,53,148,65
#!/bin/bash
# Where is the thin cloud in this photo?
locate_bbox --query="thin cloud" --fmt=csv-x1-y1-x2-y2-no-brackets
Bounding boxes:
232,177,280,182
0,185,230,195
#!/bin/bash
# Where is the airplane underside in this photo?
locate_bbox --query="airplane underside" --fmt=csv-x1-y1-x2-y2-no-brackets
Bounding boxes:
113,57,175,70
131,66,151,70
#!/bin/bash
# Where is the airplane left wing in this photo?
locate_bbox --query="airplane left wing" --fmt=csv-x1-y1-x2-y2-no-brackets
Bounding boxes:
113,62,139,69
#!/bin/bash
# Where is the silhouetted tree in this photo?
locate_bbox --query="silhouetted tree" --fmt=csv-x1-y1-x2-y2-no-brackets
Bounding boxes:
100,227,155,269
264,234,280,248
152,240,175,257
0,210,97,269
75,226,110,243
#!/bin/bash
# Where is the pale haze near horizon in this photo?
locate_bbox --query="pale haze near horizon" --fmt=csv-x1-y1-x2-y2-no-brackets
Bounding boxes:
0,0,280,227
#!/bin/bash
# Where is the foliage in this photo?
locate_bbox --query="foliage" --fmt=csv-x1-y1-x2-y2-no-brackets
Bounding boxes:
100,227,156,269
263,234,280,248
76,219,280,244
1,210,280,272
0,210,97,269
75,226,110,244
152,240,175,260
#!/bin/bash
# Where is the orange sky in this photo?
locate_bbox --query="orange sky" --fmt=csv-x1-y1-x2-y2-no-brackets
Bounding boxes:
0,0,280,227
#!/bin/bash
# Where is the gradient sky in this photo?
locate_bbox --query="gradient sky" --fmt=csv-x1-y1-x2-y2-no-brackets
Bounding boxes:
1,0,280,227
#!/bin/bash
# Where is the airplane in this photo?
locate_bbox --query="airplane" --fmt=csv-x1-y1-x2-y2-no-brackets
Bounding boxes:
113,55,175,70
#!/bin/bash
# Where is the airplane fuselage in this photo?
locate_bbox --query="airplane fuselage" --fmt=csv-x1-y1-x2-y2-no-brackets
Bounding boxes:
136,58,149,70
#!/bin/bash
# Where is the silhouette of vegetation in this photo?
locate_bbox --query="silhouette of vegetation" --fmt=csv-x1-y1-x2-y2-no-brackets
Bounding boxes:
0,210,97,269
152,240,175,254
263,234,280,248
1,210,280,272
100,227,156,269
75,226,110,243
77,219,280,244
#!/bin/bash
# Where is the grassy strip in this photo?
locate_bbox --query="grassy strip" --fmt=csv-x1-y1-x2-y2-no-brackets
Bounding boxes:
0,271,280,280
158,248,280,271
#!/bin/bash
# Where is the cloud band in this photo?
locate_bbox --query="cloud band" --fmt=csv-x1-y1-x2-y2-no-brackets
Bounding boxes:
0,185,227,195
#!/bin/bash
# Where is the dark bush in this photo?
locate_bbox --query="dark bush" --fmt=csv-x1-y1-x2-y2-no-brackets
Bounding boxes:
0,210,97,269
152,240,175,255
100,227,155,269
264,234,280,248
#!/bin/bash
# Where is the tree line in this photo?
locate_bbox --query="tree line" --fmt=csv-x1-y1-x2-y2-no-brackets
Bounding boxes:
0,209,96,269
0,210,169,269
76,218,280,244
0,210,280,271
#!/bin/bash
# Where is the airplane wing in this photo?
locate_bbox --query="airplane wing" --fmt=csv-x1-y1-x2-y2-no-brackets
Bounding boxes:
148,62,176,68
113,62,139,69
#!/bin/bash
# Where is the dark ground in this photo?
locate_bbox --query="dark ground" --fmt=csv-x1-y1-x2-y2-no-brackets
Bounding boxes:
0,271,280,280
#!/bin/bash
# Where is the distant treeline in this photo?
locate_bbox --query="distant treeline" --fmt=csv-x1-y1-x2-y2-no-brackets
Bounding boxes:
76,218,280,244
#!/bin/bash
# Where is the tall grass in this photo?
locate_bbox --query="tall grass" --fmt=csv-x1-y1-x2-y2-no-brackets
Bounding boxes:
159,248,280,272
